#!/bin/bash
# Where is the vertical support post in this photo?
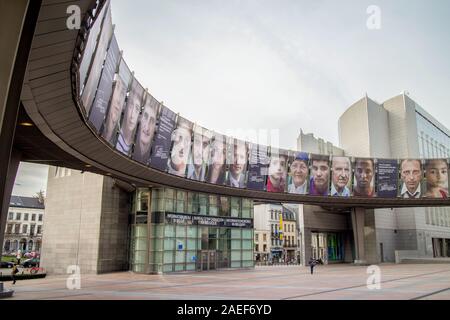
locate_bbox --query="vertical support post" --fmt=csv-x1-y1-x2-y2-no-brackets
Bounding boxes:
351,207,367,265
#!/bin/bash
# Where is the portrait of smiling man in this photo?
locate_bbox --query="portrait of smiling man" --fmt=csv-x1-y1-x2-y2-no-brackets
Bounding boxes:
132,93,159,164
330,156,352,197
115,79,144,155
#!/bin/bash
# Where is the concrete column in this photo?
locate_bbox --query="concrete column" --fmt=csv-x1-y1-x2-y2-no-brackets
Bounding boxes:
351,207,367,264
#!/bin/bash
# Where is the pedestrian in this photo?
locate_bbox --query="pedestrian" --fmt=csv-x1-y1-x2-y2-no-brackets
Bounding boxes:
308,257,318,275
16,250,22,265
11,263,19,285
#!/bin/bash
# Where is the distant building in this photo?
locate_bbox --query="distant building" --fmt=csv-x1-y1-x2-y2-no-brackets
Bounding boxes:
254,203,299,263
339,93,450,261
2,196,45,254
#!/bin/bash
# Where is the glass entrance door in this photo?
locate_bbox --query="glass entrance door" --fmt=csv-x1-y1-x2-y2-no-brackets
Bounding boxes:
199,250,217,271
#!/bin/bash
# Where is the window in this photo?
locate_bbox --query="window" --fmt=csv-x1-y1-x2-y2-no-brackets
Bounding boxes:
255,244,259,252
14,224,20,234
263,234,267,242
7,224,13,234
37,225,42,234
22,225,28,234
263,244,267,252
30,225,35,236
38,214,43,222
8,212,13,220
255,234,259,241
32,214,36,221
16,212,21,220
24,213,29,221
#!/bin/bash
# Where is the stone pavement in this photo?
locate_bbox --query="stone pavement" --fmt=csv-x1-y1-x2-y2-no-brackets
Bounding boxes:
3,263,450,300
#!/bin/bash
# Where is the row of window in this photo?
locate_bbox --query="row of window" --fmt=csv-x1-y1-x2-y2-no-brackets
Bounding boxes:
270,223,296,233
8,212,43,222
5,223,42,235
148,188,253,218
425,207,450,228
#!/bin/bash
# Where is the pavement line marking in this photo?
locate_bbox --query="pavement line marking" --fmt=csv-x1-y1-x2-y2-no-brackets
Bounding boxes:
281,268,450,300
411,287,450,300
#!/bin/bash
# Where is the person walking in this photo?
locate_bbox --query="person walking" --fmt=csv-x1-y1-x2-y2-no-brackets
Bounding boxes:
11,263,19,285
308,257,318,275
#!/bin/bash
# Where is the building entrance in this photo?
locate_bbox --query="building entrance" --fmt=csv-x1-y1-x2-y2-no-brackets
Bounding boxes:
311,232,345,263
199,250,217,271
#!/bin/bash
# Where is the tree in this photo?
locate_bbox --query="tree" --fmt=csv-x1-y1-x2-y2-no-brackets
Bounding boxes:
35,189,45,205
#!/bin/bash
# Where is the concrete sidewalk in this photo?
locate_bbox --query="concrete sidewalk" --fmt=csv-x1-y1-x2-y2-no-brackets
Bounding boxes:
3,263,450,300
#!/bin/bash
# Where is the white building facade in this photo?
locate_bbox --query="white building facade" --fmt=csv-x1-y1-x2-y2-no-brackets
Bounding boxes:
2,196,45,254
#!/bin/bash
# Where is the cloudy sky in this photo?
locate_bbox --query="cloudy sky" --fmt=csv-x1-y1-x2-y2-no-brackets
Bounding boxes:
14,0,450,196
12,162,48,197
110,0,450,150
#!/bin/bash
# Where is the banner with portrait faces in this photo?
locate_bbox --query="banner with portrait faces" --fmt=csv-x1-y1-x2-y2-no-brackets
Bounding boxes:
398,159,423,199
266,148,288,193
376,158,398,198
205,133,227,185
309,154,330,196
225,138,248,189
81,3,113,114
330,156,352,197
88,35,120,133
115,78,144,156
423,158,448,198
186,126,211,182
79,0,109,94
287,151,309,195
100,58,132,146
167,116,193,177
149,105,177,171
246,143,270,191
131,92,160,165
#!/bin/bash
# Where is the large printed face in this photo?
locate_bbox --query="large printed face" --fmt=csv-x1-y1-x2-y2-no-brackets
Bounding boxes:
170,126,192,171
355,160,374,189
109,80,126,127
401,160,422,194
230,143,247,177
193,134,210,166
425,159,448,189
332,157,351,190
138,103,157,153
311,160,329,189
290,159,308,186
123,92,141,133
269,155,287,182
210,139,226,169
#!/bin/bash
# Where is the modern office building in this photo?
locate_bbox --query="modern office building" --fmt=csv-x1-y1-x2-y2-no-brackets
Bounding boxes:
339,93,450,261
2,196,44,254
41,166,254,274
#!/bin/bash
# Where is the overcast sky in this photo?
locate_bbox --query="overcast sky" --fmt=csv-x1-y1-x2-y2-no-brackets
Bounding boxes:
111,0,450,150
12,162,48,198
14,0,450,197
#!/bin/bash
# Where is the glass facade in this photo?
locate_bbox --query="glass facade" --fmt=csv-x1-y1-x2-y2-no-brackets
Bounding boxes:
130,187,254,273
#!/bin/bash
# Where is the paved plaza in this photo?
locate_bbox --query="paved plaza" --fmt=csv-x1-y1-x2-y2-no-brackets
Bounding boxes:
2,263,450,300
